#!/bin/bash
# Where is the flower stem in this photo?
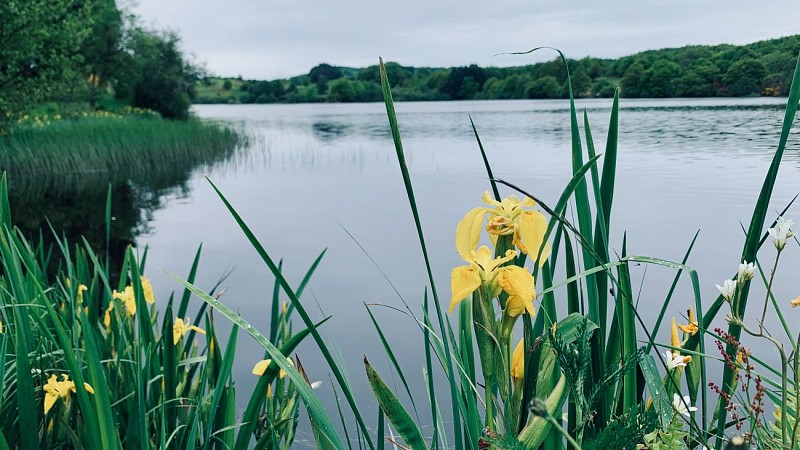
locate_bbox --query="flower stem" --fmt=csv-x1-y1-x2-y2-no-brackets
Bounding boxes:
546,414,582,450
758,250,782,334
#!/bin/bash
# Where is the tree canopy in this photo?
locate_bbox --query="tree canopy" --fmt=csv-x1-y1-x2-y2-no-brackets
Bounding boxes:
1,0,200,122
199,35,800,105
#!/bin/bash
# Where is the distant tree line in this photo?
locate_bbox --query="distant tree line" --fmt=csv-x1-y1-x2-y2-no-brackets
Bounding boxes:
1,0,199,122
198,35,800,104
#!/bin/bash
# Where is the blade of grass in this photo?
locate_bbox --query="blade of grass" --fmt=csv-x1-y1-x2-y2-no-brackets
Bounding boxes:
379,57,462,450
0,229,39,450
202,325,239,450
364,357,428,450
178,244,204,318
365,304,418,418
164,271,346,449
469,115,500,201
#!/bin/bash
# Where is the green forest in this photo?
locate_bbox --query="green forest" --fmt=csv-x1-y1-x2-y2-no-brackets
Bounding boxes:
1,0,198,123
197,34,800,104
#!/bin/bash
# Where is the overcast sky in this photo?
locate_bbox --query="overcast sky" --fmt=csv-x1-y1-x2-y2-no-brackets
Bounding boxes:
131,0,800,80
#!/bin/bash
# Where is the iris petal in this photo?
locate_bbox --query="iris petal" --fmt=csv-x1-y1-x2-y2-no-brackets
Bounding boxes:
252,359,271,376
511,339,525,381
671,318,680,353
455,208,489,258
450,265,481,312
516,211,549,262
497,266,536,317
44,393,58,414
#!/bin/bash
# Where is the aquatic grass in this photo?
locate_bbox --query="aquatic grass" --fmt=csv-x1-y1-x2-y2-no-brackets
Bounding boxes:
0,115,244,198
0,175,323,449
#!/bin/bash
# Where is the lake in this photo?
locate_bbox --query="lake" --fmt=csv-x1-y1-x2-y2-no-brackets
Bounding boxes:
30,98,800,445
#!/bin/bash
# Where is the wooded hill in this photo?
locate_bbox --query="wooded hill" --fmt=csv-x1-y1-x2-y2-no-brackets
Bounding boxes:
197,35,800,103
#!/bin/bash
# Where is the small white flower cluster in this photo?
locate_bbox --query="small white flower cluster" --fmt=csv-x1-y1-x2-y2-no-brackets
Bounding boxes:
664,350,689,370
737,261,755,284
716,260,756,302
716,279,736,302
768,216,794,251
672,393,697,417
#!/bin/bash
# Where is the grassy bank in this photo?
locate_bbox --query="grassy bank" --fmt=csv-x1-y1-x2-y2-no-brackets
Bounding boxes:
0,109,245,196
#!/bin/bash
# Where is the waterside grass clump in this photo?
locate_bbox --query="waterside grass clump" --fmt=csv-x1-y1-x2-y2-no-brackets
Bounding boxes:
0,177,318,449
0,110,245,196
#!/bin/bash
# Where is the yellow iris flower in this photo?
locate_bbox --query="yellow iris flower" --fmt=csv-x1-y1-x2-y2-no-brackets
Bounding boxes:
511,339,525,382
252,358,294,378
456,192,550,262
43,374,94,414
141,276,156,303
111,277,156,317
173,317,206,345
449,246,536,316
112,286,137,315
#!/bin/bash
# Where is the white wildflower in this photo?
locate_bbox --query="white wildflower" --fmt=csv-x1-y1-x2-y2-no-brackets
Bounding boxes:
672,393,697,417
716,279,736,302
737,261,755,285
768,216,794,250
664,350,691,370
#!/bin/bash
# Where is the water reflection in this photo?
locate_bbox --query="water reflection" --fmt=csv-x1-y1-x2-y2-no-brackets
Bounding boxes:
9,128,244,276
312,121,350,141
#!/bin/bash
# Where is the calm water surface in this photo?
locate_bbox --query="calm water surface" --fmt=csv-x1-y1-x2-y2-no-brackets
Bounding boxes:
131,98,800,444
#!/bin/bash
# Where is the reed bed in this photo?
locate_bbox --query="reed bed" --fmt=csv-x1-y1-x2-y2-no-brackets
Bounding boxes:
0,50,798,450
0,113,244,197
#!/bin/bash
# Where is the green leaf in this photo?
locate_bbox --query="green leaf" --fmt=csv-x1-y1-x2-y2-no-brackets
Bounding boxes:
234,317,330,450
468,115,500,201
518,373,568,448
364,357,429,450
640,355,672,428
0,173,11,229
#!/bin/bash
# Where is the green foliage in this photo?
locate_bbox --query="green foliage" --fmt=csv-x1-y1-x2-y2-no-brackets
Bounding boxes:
640,59,683,97
200,35,800,104
526,76,561,99
0,0,93,118
81,0,125,106
637,419,689,450
1,0,201,121
584,410,657,450
0,175,319,448
722,58,767,96
441,65,488,100
123,30,198,119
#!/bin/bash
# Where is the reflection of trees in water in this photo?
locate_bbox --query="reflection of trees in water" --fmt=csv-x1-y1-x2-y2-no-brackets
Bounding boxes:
312,121,350,141
13,183,140,280
9,142,238,279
